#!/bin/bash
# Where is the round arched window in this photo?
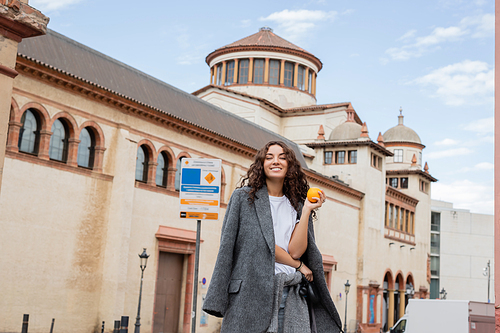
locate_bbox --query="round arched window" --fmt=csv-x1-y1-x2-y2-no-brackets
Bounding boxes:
18,109,40,154
77,127,95,168
135,145,149,182
156,152,168,187
49,119,68,161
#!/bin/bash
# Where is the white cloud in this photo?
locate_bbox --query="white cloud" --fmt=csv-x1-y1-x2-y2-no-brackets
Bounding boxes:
385,13,492,61
432,180,493,215
397,29,417,41
463,116,494,134
475,162,494,170
412,60,493,106
341,9,355,15
260,9,337,43
30,0,82,11
434,138,459,146
426,147,473,159
461,13,494,38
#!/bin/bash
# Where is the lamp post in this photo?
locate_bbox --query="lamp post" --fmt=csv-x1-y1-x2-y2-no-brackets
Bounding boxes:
483,260,491,303
344,280,350,333
439,288,447,300
134,248,149,333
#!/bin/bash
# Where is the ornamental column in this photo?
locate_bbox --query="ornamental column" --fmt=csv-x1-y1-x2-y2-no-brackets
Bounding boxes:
388,289,395,328
248,58,253,83
399,290,406,320
304,67,309,92
233,58,239,84
264,58,270,84
221,61,227,85
293,62,299,88
280,59,285,86
66,138,81,167
0,1,48,194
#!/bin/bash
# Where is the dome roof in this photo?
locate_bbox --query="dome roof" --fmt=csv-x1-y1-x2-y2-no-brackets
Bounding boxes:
329,122,362,141
206,27,322,71
383,114,421,144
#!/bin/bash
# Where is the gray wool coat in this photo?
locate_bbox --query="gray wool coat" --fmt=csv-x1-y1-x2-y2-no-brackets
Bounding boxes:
202,186,342,333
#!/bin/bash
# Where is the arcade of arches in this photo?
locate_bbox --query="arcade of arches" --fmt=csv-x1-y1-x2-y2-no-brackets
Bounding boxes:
357,271,428,332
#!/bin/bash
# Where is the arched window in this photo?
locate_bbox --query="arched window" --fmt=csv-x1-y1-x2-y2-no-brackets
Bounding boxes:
18,109,40,154
174,157,184,191
77,127,95,168
49,119,69,161
135,145,149,182
156,152,168,187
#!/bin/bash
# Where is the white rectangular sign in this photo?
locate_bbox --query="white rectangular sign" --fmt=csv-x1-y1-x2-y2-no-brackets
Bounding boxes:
179,158,221,220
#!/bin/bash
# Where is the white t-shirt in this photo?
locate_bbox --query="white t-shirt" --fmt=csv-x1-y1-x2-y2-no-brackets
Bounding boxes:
269,195,299,275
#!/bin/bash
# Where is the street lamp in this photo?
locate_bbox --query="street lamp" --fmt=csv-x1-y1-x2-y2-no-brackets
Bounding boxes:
483,260,491,303
344,280,351,333
439,288,447,300
134,248,150,333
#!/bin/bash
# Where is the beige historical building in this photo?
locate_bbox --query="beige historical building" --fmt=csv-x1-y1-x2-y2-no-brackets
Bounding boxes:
0,5,436,333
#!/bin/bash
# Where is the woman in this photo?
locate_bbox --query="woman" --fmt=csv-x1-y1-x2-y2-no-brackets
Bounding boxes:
203,141,342,333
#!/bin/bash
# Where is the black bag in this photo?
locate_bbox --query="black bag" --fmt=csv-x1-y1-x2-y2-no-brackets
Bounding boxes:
299,275,320,305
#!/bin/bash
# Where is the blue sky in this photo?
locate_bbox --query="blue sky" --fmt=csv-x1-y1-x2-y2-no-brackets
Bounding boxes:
30,0,494,214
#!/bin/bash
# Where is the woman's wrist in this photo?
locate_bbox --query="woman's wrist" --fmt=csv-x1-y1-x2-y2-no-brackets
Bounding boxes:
296,260,303,271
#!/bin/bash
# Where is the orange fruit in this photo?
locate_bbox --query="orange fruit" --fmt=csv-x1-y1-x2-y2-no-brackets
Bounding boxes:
307,187,322,203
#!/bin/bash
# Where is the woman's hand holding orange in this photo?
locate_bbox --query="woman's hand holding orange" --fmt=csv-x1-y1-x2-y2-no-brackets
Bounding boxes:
304,187,326,212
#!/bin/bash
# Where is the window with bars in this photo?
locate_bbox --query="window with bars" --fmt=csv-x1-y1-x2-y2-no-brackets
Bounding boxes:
324,151,333,164
253,59,264,84
297,65,305,90
225,60,235,85
238,59,249,84
394,149,403,162
269,60,280,85
335,151,345,164
348,150,357,164
284,62,294,87
389,178,398,188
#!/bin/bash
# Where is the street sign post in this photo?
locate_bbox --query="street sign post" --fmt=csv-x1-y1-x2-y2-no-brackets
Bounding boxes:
179,158,221,333
179,158,221,220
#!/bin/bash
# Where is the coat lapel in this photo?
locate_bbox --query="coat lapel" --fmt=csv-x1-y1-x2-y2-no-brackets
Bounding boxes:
254,186,275,255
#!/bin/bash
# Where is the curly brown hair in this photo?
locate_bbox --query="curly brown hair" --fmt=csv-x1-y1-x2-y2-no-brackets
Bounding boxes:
237,141,309,212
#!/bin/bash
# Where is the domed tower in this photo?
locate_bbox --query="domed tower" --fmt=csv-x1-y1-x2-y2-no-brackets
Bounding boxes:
205,27,322,108
383,108,425,170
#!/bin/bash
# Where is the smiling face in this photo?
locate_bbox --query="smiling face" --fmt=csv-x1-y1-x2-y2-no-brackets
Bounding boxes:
263,144,288,182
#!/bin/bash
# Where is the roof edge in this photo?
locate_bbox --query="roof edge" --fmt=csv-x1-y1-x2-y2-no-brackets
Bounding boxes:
206,45,323,72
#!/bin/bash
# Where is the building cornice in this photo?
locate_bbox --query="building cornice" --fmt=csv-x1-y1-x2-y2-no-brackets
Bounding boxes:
306,140,394,156
304,169,365,201
385,185,419,207
386,169,438,182
0,1,48,42
206,45,323,72
384,141,426,150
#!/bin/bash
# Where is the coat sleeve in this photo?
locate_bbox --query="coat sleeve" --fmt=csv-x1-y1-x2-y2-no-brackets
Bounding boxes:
202,189,242,317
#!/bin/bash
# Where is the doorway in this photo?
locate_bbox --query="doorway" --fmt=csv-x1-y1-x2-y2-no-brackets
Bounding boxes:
153,252,184,333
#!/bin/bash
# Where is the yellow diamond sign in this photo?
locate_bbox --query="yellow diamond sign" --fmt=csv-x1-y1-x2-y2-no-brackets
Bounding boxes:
205,172,215,184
